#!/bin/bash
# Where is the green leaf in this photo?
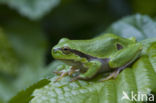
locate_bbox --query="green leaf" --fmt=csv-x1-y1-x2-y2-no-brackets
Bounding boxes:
0,17,48,102
0,29,19,75
0,29,19,102
0,0,60,20
0,77,16,103
8,79,50,103
141,38,156,72
106,14,156,41
7,60,64,103
3,18,47,67
2,17,48,87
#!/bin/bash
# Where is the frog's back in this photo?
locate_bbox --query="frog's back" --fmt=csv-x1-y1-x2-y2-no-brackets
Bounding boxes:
67,33,135,58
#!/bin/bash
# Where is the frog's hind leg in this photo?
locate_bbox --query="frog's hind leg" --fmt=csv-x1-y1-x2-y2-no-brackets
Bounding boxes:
99,64,128,81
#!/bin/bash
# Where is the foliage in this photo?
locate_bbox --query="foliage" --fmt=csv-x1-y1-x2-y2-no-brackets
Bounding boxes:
9,79,50,103
106,14,156,41
0,29,19,75
6,14,156,103
0,0,156,103
0,17,54,102
0,0,60,20
131,0,156,16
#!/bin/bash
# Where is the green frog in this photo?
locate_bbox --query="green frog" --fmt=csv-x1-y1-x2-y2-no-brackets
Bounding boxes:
52,33,142,81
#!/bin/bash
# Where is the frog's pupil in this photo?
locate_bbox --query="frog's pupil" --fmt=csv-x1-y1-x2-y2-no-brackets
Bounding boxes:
61,47,71,54
63,47,69,51
64,48,68,50
117,43,123,50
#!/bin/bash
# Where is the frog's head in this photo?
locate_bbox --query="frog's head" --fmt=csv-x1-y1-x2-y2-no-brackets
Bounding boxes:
52,38,88,65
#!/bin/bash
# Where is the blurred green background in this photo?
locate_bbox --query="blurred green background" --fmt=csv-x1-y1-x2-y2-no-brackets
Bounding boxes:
0,0,156,102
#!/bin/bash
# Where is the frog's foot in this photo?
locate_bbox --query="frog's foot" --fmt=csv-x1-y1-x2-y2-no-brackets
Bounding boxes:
54,66,77,76
99,70,118,81
54,72,68,82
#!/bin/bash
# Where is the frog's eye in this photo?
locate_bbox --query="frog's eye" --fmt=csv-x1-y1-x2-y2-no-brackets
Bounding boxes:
116,43,123,50
62,47,71,54
63,47,69,51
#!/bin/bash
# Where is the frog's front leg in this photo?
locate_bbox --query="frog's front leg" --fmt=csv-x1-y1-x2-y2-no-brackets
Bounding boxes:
54,66,67,82
54,66,76,75
54,65,77,82
70,60,102,81
54,72,68,82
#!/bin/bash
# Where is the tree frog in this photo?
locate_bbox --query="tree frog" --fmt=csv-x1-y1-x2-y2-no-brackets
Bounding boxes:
52,33,142,81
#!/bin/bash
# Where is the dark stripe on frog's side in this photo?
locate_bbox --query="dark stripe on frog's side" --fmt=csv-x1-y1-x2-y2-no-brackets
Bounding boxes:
69,49,96,60
71,49,111,72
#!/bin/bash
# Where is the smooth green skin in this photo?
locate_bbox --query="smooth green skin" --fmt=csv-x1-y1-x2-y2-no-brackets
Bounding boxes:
52,33,142,80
